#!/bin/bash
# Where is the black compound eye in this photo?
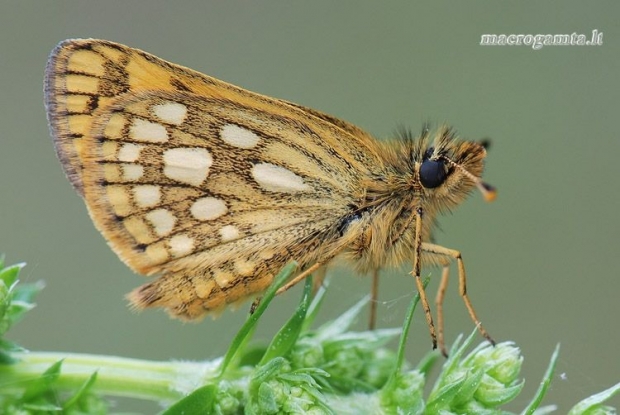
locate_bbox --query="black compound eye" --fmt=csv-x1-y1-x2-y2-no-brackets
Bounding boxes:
419,158,447,188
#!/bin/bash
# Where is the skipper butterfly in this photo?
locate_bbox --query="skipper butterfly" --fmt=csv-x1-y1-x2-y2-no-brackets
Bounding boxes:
45,39,496,354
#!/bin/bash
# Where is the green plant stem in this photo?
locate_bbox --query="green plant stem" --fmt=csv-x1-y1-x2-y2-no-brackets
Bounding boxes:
0,351,221,403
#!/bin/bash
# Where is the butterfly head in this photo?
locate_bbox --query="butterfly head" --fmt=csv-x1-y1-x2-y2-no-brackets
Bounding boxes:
413,127,496,210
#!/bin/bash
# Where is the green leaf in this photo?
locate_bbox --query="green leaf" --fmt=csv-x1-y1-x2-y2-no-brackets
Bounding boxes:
160,384,217,415
1,253,597,414
0,262,25,288
424,331,481,412
379,370,425,415
256,381,280,413
314,295,369,341
416,349,440,378
0,349,16,364
521,343,560,415
6,301,36,324
259,276,313,365
379,278,432,414
439,330,478,381
568,381,620,415
394,276,430,374
323,329,401,351
218,261,297,377
451,369,484,407
0,260,42,339
279,371,321,388
476,376,524,407
11,280,44,304
250,356,289,395
20,359,63,402
531,405,558,414
0,263,30,331
328,375,376,393
63,370,98,410
0,338,25,362
302,276,330,332
426,369,468,412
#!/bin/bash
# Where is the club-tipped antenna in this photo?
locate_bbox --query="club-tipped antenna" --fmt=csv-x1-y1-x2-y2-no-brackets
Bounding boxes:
441,156,497,202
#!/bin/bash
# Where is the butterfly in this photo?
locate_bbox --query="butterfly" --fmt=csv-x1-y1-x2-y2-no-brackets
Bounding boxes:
45,39,496,354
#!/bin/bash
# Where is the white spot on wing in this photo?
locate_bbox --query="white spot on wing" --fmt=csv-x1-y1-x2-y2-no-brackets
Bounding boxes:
122,164,143,180
118,143,142,162
169,234,194,257
251,163,310,193
153,102,187,125
234,259,255,276
146,209,176,236
219,225,240,242
163,148,213,186
133,185,161,208
214,269,233,287
191,197,227,221
220,124,260,149
130,118,168,142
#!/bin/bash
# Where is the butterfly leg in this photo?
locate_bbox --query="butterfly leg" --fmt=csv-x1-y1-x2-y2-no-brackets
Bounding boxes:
421,242,495,352
252,263,326,314
369,268,380,330
276,262,323,295
411,208,439,352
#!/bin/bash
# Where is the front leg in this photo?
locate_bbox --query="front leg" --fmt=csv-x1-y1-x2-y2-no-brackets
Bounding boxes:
421,242,495,351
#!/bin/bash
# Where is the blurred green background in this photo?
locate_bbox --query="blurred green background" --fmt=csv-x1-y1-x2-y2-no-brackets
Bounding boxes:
1,1,618,412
